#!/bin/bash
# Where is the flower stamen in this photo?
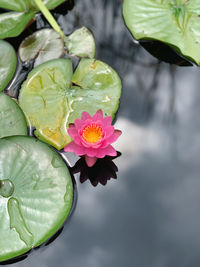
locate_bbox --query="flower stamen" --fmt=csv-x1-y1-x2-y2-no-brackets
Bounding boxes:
82,124,103,143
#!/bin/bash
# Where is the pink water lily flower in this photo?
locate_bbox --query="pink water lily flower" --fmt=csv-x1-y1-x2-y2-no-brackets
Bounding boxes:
64,110,122,167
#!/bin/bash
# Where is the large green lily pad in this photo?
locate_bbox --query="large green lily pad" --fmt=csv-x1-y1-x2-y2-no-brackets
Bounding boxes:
19,58,121,150
0,136,73,262
0,40,17,92
0,93,27,138
123,0,200,65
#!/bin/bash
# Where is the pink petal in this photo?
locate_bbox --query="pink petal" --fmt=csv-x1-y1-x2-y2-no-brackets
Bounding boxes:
103,116,112,127
84,147,98,157
103,125,114,138
81,111,92,121
95,145,117,158
73,136,82,145
92,110,103,121
85,156,97,167
74,118,82,129
101,129,122,147
68,126,78,137
64,142,86,156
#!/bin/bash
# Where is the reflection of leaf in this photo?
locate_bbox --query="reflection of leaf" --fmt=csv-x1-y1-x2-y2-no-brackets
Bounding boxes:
0,136,73,262
0,40,17,92
0,11,34,39
19,58,122,150
65,27,96,58
0,93,27,138
19,29,64,67
123,0,200,65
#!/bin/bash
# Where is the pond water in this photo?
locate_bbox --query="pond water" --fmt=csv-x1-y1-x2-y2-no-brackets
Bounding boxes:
3,0,200,267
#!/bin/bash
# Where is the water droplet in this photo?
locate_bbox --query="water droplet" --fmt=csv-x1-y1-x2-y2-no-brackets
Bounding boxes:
51,156,63,168
0,179,14,198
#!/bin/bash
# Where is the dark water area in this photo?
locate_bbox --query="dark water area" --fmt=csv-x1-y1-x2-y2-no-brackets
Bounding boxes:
3,0,200,266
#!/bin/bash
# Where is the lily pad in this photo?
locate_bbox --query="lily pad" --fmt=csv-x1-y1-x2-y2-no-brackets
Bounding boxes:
0,11,35,39
65,27,96,58
123,0,200,65
0,0,68,12
0,40,17,92
18,29,64,67
0,136,73,262
0,93,27,138
19,58,121,150
0,0,29,12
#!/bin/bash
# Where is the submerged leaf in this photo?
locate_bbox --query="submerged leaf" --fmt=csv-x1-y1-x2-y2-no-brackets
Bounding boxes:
0,136,73,262
123,0,200,65
19,58,121,150
0,40,17,92
0,11,35,39
65,27,96,58
19,29,64,67
0,93,28,138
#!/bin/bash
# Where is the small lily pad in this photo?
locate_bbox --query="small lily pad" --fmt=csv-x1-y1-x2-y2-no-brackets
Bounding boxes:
65,27,96,58
0,11,35,39
0,136,73,262
0,93,27,138
0,40,17,92
19,58,121,150
19,29,64,67
123,0,200,65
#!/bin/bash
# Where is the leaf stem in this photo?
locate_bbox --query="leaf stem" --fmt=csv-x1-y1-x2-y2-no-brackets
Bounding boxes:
33,0,64,39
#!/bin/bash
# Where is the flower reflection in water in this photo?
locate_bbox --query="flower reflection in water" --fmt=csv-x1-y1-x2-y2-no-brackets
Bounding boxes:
70,152,121,187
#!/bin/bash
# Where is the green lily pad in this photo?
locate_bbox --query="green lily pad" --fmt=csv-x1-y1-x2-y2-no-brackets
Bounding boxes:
19,58,121,150
19,29,64,67
0,0,68,12
0,11,35,39
0,135,73,262
0,0,29,12
123,0,200,65
65,27,96,58
0,40,17,92
0,93,27,138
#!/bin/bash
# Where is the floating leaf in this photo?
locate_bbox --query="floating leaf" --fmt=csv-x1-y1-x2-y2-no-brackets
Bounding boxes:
0,136,73,262
65,27,96,58
0,40,17,92
0,93,27,138
123,0,200,65
0,11,35,39
0,0,29,12
19,58,121,150
19,29,64,67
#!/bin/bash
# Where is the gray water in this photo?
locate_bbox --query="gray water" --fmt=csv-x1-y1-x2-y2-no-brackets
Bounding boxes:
5,0,200,267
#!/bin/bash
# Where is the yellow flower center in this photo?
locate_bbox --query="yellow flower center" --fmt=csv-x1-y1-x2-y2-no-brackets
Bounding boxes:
82,124,103,143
